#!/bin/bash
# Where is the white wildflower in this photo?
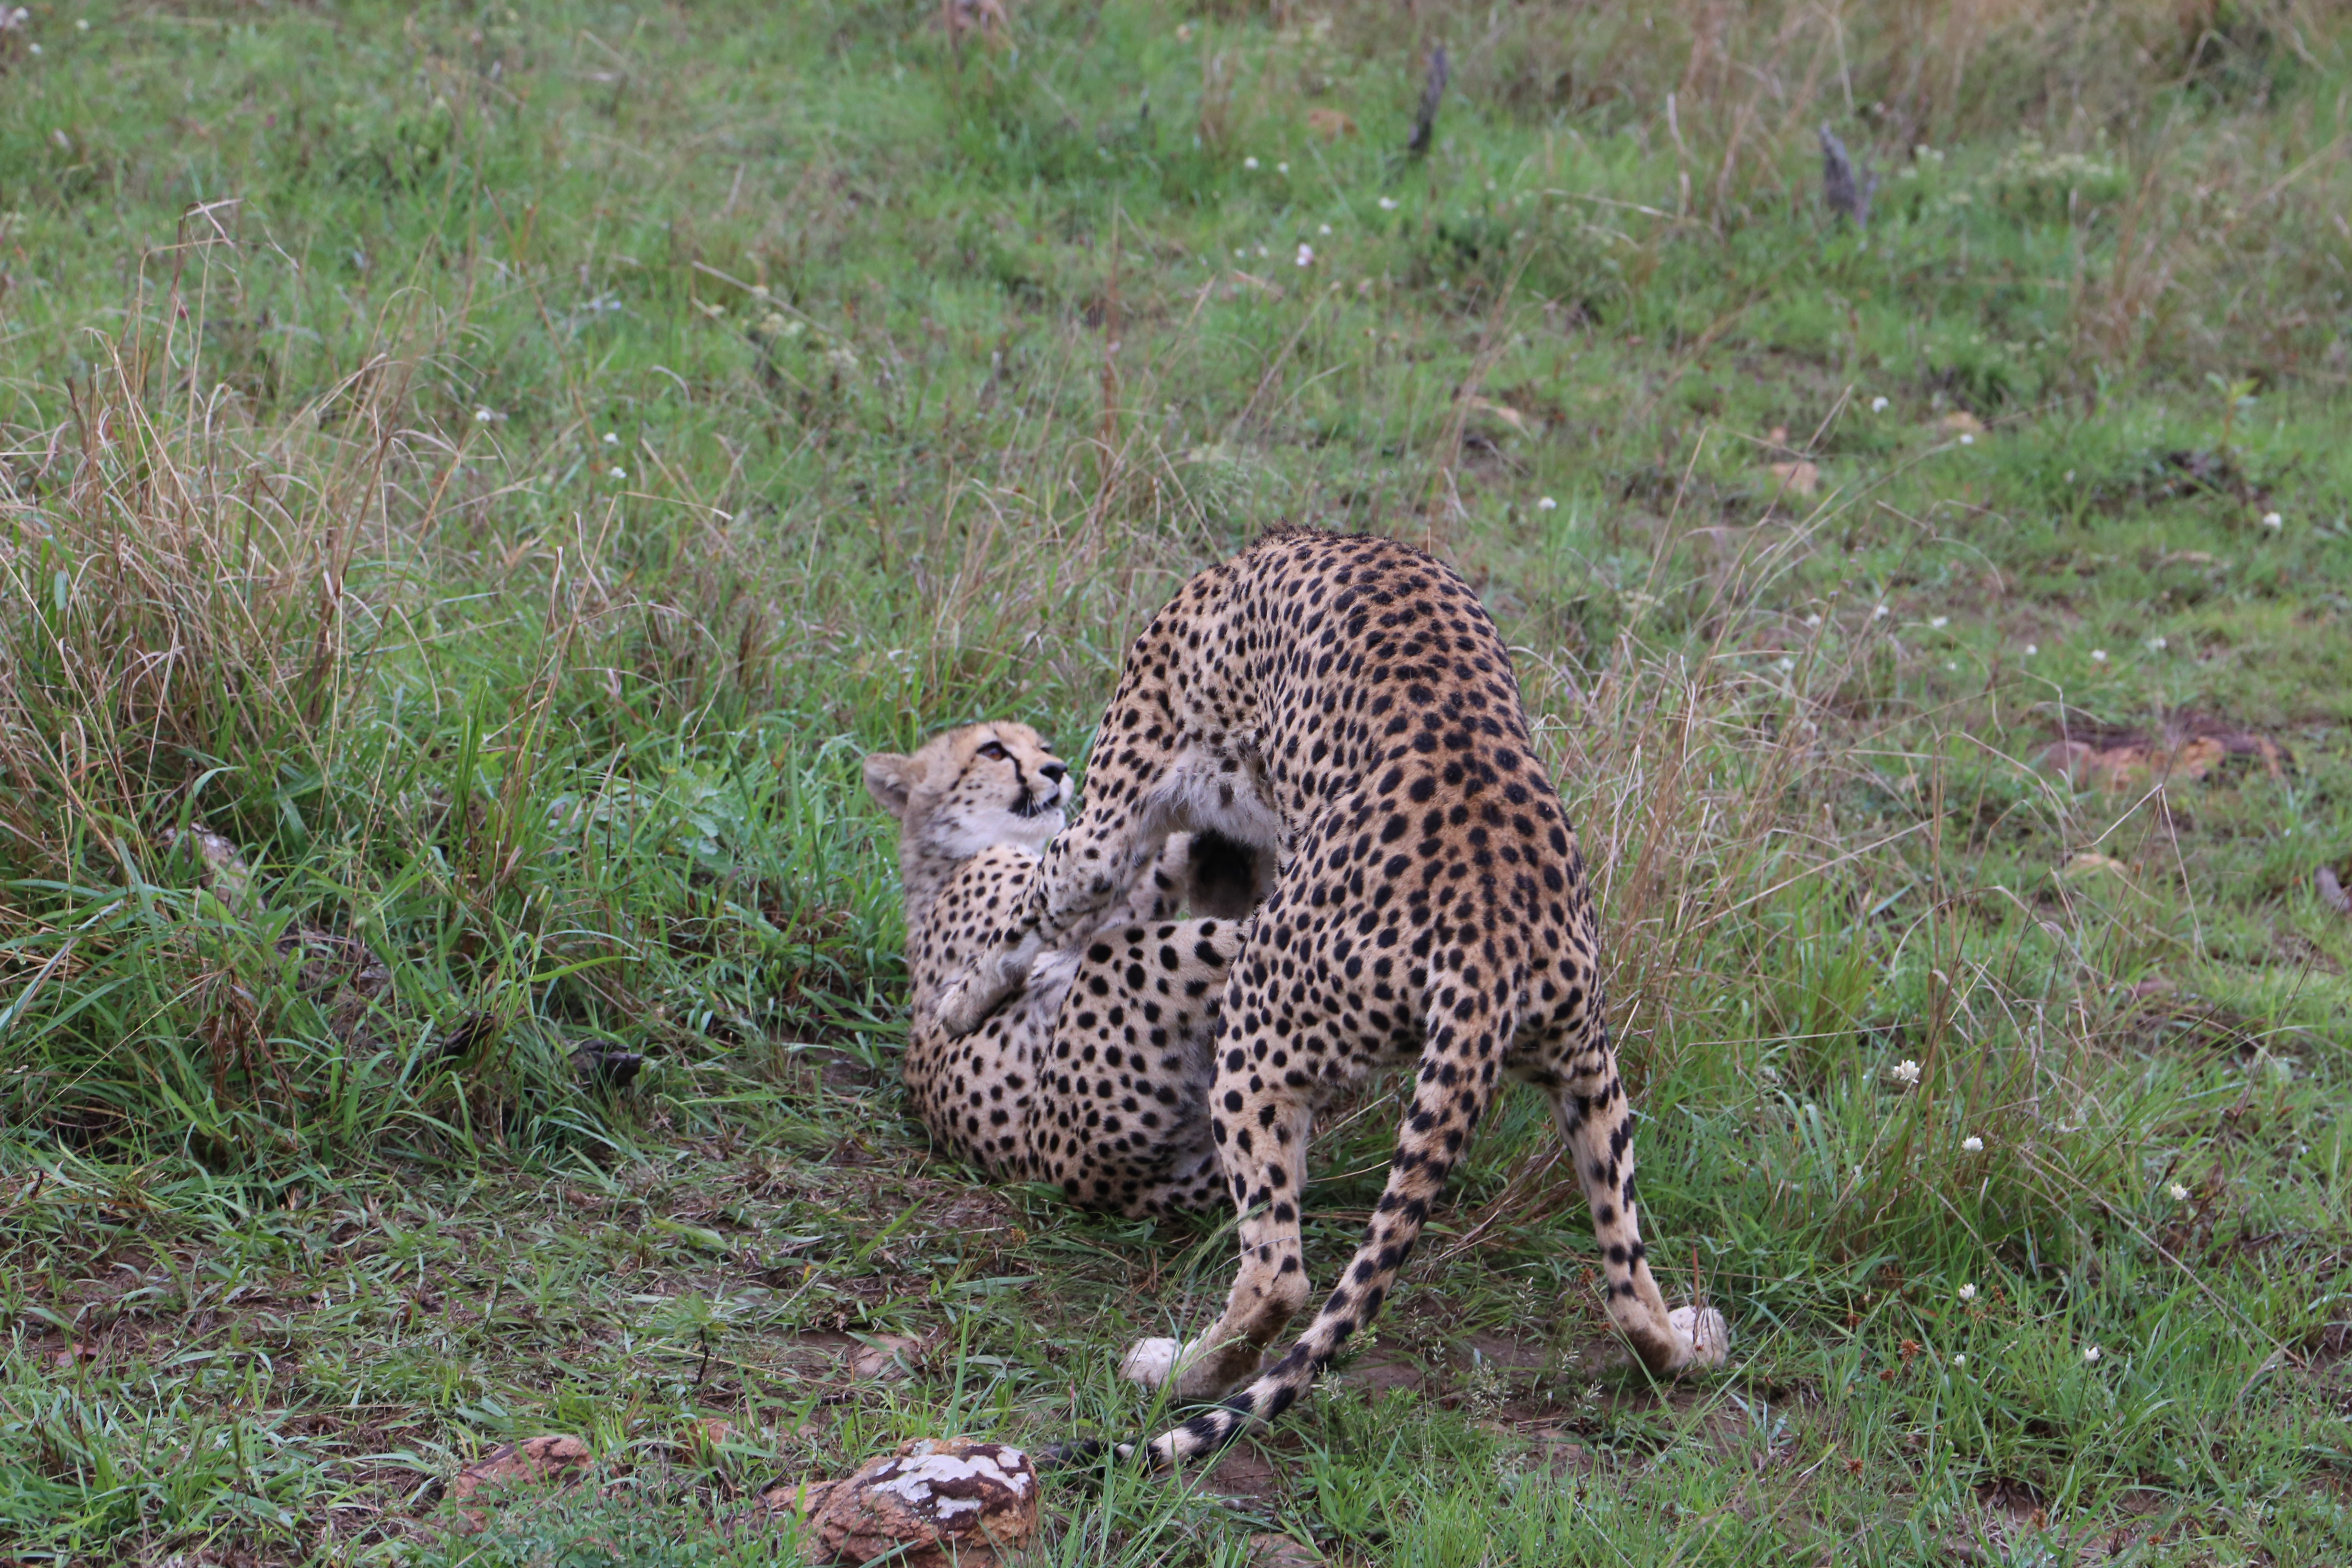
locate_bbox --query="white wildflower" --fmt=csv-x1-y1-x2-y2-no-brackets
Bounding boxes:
1295,243,1314,267
2024,643,2038,656
2262,511,2282,528
1243,156,1260,170
607,466,627,481
2083,1345,2101,1363
1930,616,1949,628
1776,657,1796,673
2146,636,2167,651
1871,396,1890,413
1962,1135,1984,1152
1318,223,1332,235
77,16,89,29
1958,432,1975,445
603,431,620,447
2167,1182,2189,1201
1889,1058,1922,1087
1379,196,1400,211
1277,161,1289,174
2091,649,2108,663
1958,1283,1978,1302
473,407,495,424
1872,603,1890,621
1805,613,1822,628
1535,496,1557,511
1953,1353,1967,1366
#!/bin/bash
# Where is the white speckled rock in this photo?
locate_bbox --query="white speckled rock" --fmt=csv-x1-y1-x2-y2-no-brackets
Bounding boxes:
799,1437,1037,1567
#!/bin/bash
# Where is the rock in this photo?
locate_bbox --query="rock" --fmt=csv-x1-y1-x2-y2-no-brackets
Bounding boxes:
777,1437,1038,1568
444,1434,591,1532
573,1042,647,1088
849,1333,924,1382
162,826,255,916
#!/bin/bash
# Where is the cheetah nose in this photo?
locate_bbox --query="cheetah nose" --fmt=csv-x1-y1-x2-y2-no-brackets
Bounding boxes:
1040,763,1069,784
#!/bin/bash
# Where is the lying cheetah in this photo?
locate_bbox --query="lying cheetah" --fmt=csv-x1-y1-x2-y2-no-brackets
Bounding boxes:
935,530,1728,1467
864,722,1251,1216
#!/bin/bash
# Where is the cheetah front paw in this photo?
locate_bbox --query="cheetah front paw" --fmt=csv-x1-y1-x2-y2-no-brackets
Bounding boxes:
935,965,1017,1039
1119,1337,1188,1390
932,975,989,1039
935,943,1044,1039
1669,1304,1731,1371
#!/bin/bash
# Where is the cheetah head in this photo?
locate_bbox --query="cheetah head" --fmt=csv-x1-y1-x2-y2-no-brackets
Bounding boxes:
863,723,1071,863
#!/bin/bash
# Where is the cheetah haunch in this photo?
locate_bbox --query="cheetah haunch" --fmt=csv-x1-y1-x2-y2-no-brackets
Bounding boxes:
865,722,1255,1216
935,531,1727,1468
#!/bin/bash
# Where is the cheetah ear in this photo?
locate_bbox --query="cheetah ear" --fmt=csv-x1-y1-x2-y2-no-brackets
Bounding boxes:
863,752,920,820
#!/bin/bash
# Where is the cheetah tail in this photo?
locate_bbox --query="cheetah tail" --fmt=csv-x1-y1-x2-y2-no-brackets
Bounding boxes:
1139,1017,1499,1469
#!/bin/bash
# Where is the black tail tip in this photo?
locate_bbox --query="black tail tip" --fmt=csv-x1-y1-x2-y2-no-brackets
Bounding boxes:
1036,1438,1124,1472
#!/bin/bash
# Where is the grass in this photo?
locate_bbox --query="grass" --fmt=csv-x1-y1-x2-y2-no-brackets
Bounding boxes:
3,0,2351,1561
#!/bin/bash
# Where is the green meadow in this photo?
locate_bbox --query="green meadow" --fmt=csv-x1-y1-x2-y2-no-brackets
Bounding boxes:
3,0,2350,1561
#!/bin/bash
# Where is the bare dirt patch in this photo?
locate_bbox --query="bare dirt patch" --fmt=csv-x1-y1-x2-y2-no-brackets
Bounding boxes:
2039,713,2287,791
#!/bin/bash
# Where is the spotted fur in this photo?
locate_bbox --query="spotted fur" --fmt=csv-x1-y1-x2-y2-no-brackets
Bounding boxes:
934,532,1728,1468
865,723,1248,1217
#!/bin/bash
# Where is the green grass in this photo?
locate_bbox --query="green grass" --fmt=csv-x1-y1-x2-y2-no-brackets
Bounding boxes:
3,0,2352,1561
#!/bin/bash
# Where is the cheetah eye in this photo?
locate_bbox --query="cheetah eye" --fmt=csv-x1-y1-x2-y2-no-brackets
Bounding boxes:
976,741,1009,761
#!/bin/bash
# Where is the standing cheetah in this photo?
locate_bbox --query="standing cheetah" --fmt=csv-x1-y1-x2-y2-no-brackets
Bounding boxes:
934,531,1728,1467
864,722,1250,1216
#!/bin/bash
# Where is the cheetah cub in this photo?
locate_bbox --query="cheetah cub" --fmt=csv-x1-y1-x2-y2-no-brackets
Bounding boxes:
935,531,1728,1468
864,722,1250,1217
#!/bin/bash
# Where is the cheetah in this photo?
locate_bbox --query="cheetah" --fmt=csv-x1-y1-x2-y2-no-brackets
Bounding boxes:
934,530,1729,1467
864,722,1256,1217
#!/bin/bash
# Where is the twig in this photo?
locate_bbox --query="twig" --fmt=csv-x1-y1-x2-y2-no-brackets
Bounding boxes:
1406,45,1449,158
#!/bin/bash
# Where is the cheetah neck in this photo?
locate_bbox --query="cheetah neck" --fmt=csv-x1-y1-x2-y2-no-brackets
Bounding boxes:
897,839,977,933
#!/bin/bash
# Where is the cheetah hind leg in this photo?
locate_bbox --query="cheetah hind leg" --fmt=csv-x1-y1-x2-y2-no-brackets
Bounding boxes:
1549,1072,1730,1374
